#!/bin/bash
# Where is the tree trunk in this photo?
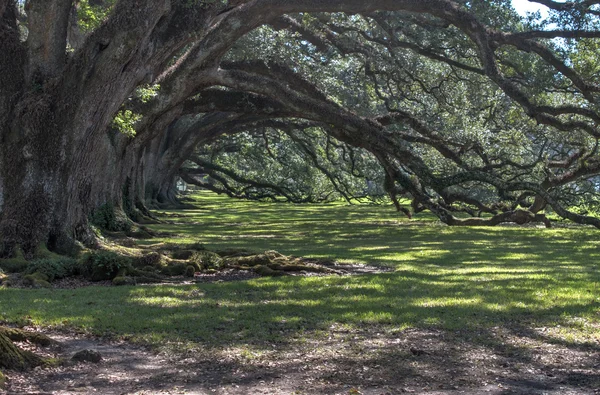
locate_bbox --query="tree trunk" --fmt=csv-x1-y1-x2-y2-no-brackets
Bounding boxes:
0,0,179,256
0,105,130,255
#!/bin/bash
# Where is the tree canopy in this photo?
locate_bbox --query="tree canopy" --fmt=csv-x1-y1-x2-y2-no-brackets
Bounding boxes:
1,0,600,257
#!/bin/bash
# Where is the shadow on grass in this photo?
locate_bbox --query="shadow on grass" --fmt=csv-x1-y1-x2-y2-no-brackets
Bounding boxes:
2,192,600,392
1,271,599,392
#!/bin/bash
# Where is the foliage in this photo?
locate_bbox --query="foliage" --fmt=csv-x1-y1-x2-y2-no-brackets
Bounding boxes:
111,110,142,138
76,0,117,32
80,250,131,281
134,84,161,103
186,127,386,203
199,6,600,226
195,250,223,270
24,257,78,282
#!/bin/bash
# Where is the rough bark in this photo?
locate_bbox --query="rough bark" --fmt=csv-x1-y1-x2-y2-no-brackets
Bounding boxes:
0,328,46,371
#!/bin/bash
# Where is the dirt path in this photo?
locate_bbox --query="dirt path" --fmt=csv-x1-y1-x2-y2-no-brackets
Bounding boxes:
3,326,599,394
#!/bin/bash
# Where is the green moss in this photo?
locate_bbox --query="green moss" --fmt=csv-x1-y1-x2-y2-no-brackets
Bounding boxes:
23,274,51,288
0,330,45,370
186,260,201,271
1,327,55,347
112,276,134,286
253,265,284,276
44,358,62,367
160,263,187,276
90,203,131,232
196,251,223,270
184,265,196,277
23,272,49,283
34,244,61,260
135,252,166,268
230,254,270,267
0,248,29,273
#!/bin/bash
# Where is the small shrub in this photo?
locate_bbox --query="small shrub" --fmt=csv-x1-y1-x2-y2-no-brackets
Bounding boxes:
196,251,223,270
25,257,78,282
81,250,131,281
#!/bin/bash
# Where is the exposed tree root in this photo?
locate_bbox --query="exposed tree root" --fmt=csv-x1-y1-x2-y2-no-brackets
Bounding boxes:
1,327,56,347
0,327,51,371
219,250,342,276
445,209,551,228
0,326,60,389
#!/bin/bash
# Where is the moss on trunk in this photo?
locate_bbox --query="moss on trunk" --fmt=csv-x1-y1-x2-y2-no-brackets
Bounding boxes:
0,326,55,375
0,329,45,371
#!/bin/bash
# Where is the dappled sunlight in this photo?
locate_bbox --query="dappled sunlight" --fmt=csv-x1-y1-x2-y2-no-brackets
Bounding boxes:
414,296,483,308
1,192,599,387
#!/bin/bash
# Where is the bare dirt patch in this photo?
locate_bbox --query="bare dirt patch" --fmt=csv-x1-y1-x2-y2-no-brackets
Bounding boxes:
3,325,599,394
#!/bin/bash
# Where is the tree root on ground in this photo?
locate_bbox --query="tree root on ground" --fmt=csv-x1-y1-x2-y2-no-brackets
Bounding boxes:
0,327,56,371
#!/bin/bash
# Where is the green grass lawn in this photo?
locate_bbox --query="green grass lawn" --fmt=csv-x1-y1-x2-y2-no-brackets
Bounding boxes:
1,191,599,354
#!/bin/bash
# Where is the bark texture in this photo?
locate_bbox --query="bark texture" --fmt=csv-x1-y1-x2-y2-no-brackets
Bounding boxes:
0,328,46,371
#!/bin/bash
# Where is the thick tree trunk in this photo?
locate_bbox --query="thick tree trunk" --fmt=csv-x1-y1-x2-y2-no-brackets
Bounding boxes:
0,173,4,215
0,0,178,255
0,106,129,255
0,92,70,256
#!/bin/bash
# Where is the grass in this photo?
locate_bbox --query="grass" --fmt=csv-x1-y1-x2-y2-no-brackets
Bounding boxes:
1,191,599,354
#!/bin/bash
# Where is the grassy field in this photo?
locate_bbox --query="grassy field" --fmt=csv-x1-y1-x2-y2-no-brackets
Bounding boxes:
1,191,598,353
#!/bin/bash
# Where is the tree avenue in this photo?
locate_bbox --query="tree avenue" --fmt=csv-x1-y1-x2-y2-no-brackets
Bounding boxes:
0,0,599,376
0,0,599,258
